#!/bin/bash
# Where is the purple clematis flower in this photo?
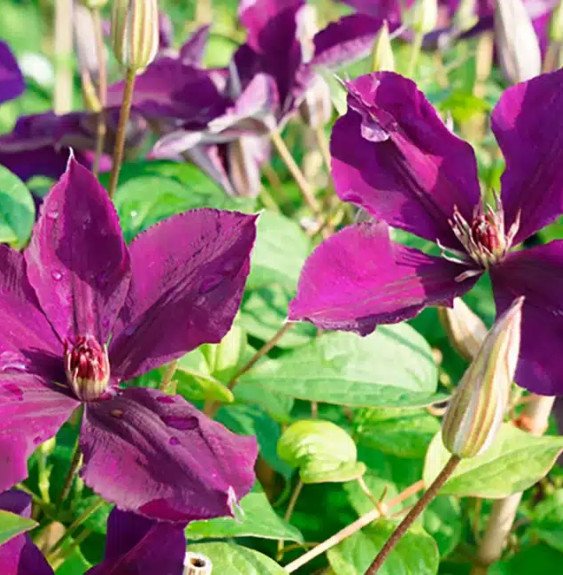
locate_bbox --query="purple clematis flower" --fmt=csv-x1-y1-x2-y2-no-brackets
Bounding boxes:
290,69,563,396
0,157,258,521
0,41,24,105
0,490,187,575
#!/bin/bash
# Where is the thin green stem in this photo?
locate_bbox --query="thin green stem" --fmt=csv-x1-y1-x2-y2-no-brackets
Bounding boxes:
160,360,178,393
92,7,107,177
58,441,83,504
407,31,424,78
365,455,460,574
108,68,137,198
277,479,304,560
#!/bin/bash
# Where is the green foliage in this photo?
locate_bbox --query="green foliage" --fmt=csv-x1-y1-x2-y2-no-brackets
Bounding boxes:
0,166,35,248
0,509,37,546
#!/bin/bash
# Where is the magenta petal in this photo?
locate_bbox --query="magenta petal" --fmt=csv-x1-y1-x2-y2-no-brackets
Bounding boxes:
110,209,257,380
331,72,481,247
24,158,131,343
179,24,210,66
289,222,477,334
491,241,563,396
492,69,563,243
86,508,186,575
80,387,258,523
0,376,78,491
0,41,24,105
0,246,62,379
0,491,54,575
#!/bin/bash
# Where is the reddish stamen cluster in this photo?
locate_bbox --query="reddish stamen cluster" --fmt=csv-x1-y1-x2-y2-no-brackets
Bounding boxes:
64,336,110,401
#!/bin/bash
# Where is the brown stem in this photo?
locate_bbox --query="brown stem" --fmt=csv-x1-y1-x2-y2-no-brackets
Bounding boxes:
285,480,425,573
108,68,136,198
365,455,461,575
92,7,107,177
270,129,322,216
277,479,304,560
471,395,555,574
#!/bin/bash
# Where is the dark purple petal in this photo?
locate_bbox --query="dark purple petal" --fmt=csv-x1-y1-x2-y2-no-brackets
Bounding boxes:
179,24,210,65
86,508,186,575
0,491,54,575
492,69,563,244
80,387,258,522
0,41,24,105
332,72,481,248
0,376,78,492
0,246,62,379
25,158,131,343
110,209,256,380
312,14,385,69
289,221,477,335
491,241,563,396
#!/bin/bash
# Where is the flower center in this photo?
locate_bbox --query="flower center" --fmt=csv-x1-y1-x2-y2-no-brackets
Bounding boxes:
448,200,519,269
64,336,110,401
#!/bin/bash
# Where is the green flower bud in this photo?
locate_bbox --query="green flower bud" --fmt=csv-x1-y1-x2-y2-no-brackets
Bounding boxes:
550,1,563,43
371,21,395,72
438,298,487,361
494,0,541,84
441,297,523,459
410,0,438,35
111,0,159,72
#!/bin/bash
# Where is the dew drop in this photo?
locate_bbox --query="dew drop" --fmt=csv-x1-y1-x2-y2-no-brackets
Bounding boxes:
169,436,180,446
198,274,224,294
110,409,124,418
51,270,63,281
33,436,43,445
47,209,59,220
130,210,139,219
4,383,24,400
160,415,198,430
157,395,175,404
0,351,28,373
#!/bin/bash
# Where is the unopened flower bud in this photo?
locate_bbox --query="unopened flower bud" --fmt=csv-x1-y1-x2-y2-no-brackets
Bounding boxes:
371,21,395,72
410,0,438,34
441,297,523,459
550,1,563,43
184,552,212,575
438,298,487,361
495,0,541,84
453,0,478,33
64,336,110,402
111,0,159,72
79,0,109,9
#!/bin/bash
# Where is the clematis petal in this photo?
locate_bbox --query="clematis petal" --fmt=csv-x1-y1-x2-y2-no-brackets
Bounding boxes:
86,508,186,575
80,387,258,523
110,209,257,380
0,246,62,379
340,0,405,21
490,241,563,396
289,221,477,335
179,24,211,65
0,375,78,492
492,69,563,244
331,72,481,248
0,491,54,575
25,158,131,343
0,41,24,105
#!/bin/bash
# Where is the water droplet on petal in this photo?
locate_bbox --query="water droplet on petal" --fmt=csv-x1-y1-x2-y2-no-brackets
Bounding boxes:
111,409,124,418
33,436,43,445
4,383,24,400
0,351,28,373
169,436,180,446
51,270,63,281
157,395,175,404
160,415,198,430
47,209,59,220
198,274,224,295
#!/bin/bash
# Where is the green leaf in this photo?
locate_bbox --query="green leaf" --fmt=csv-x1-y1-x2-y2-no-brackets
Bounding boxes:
424,425,563,498
187,485,303,542
355,408,441,459
423,496,462,557
247,211,310,290
0,509,37,546
327,520,439,575
277,420,366,483
529,489,563,553
238,325,442,408
188,542,288,574
0,166,35,248
489,543,563,575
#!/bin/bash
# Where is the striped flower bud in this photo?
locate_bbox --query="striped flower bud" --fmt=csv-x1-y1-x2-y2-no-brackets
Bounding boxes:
494,0,541,84
452,0,478,33
438,298,487,361
111,0,159,72
410,0,438,35
372,21,395,72
441,297,523,459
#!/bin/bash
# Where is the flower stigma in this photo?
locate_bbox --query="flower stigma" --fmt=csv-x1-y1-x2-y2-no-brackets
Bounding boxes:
64,336,110,401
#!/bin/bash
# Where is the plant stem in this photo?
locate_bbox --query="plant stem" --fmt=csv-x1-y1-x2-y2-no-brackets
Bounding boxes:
58,441,83,504
160,360,178,393
471,395,555,574
53,0,74,114
406,31,424,78
108,68,137,198
285,479,424,573
365,455,461,574
270,129,322,216
92,7,107,176
277,479,304,560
